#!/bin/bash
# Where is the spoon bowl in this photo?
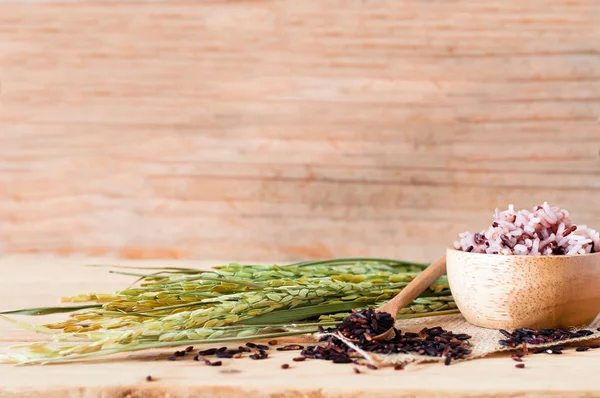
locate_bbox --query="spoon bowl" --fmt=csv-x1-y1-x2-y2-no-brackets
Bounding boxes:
372,256,447,340
446,248,600,329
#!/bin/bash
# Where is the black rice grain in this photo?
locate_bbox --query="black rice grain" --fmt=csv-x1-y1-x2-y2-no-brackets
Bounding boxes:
268,340,278,345
185,346,194,352
292,357,306,362
332,357,353,364
576,346,590,352
220,369,241,374
281,364,290,369
336,309,395,341
256,344,270,351
515,364,525,369
248,349,268,360
300,311,473,368
498,327,595,348
146,376,153,382
216,352,234,359
276,345,304,351
245,342,257,348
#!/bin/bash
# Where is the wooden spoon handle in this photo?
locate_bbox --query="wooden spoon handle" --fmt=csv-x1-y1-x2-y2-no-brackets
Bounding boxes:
378,256,447,316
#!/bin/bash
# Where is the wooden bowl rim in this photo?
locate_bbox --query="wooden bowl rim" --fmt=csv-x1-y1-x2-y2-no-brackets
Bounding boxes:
446,247,600,260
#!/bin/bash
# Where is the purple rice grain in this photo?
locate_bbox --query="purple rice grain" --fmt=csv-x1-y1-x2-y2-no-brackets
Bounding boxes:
366,364,378,370
268,340,278,346
245,342,257,348
576,346,590,352
210,361,223,367
167,356,177,361
281,364,290,369
590,344,600,349
185,346,194,352
353,367,361,374
146,375,153,382
515,363,525,369
292,357,306,362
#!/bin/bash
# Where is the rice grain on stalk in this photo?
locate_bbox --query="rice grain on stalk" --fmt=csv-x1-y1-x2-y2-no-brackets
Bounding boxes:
0,258,458,365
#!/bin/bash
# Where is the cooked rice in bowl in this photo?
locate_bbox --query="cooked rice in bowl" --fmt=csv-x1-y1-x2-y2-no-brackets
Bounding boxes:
454,202,600,256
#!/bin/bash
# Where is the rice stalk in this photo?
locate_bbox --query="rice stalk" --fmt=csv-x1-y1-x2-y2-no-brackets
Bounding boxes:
1,258,457,364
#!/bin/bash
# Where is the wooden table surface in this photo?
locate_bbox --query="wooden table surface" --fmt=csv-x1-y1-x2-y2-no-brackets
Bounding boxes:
1,256,599,398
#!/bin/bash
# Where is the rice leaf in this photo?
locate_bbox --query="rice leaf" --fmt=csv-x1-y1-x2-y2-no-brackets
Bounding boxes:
0,304,102,316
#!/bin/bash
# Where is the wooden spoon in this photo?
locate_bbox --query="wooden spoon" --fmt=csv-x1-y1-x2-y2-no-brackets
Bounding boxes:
372,256,447,341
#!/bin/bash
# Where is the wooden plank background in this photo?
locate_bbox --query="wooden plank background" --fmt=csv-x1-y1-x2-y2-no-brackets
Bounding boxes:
0,0,599,262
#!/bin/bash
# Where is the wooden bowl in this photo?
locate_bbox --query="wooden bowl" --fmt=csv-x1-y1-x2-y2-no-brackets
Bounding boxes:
446,248,600,329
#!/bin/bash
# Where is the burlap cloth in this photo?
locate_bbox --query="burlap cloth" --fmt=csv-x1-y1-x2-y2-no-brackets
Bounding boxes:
338,314,600,367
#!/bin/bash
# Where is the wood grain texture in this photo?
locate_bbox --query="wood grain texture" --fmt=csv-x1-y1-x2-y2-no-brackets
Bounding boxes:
1,0,599,261
1,256,600,398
